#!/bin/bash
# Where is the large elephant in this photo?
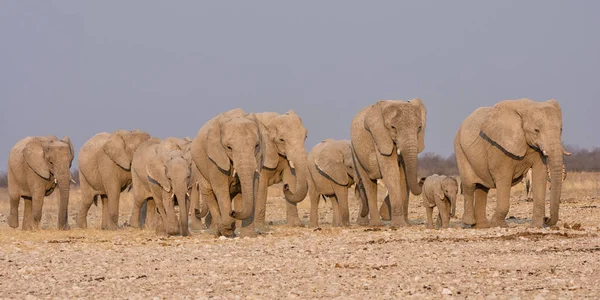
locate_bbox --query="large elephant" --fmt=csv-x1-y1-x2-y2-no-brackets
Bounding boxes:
307,139,357,228
129,137,195,236
190,109,272,237
454,99,569,228
249,111,309,230
7,136,74,230
350,99,427,227
76,129,151,230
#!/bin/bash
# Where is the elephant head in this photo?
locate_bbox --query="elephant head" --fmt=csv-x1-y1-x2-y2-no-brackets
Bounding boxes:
207,112,265,220
146,150,193,236
263,111,309,203
364,98,427,195
24,136,74,229
104,130,151,170
314,139,355,187
480,99,565,226
441,177,459,217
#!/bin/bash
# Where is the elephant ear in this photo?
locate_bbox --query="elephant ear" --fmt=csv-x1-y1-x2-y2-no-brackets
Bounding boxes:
23,138,51,180
315,144,349,186
480,104,528,158
408,98,427,153
251,114,279,170
146,157,171,192
364,101,394,156
103,134,133,170
206,118,231,172
435,177,445,200
60,136,75,161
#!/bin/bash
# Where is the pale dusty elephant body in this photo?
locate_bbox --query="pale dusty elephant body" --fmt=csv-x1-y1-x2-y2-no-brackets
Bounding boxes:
420,174,458,229
129,137,196,236
455,99,569,228
190,109,271,237
251,111,309,230
350,99,427,227
76,130,151,230
521,168,533,200
7,136,74,230
307,139,357,228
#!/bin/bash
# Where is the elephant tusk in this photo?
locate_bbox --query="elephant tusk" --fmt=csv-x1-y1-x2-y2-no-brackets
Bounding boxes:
542,150,548,156
396,148,401,156
54,178,58,184
186,192,190,198
70,178,76,184
563,149,572,156
232,168,237,177
289,160,295,169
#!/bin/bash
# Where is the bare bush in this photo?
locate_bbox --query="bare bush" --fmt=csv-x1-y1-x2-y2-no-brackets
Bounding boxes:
70,168,80,187
0,171,7,188
564,146,600,172
418,152,458,177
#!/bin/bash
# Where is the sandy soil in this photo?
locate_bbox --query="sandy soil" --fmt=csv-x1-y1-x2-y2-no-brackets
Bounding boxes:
0,172,599,299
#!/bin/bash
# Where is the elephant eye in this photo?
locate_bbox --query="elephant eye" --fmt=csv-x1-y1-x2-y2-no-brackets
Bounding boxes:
255,143,260,150
226,145,232,151
534,128,540,134
279,138,285,143
418,125,422,132
390,125,396,129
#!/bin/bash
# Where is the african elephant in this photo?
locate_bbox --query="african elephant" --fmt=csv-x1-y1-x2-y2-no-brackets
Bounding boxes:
419,174,458,229
129,137,195,236
7,136,74,230
350,99,427,227
454,99,570,228
307,139,357,228
249,111,309,231
76,129,151,230
190,109,272,237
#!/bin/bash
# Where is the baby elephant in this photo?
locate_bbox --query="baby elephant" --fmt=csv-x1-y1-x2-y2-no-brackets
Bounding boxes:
419,175,458,229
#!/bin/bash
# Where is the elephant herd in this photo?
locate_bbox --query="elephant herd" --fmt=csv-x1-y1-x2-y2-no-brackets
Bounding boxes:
6,98,570,237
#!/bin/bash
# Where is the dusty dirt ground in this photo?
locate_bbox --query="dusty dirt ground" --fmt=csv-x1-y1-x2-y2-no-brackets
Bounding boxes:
0,172,599,299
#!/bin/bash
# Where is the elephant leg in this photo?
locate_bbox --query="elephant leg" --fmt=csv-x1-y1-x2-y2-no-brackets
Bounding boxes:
379,193,391,221
190,185,205,231
104,185,121,230
212,186,235,237
354,183,369,226
31,189,45,230
436,210,442,228
355,166,382,226
309,183,320,228
285,201,302,227
253,172,270,232
490,180,511,228
334,185,350,227
330,196,340,226
76,179,95,229
473,186,490,228
438,201,450,228
205,212,213,230
8,187,20,229
22,198,34,230
531,162,548,228
381,164,408,227
100,195,109,229
145,199,158,230
154,200,168,236
200,184,221,236
461,183,476,226
425,206,434,229
398,165,410,224
129,189,146,228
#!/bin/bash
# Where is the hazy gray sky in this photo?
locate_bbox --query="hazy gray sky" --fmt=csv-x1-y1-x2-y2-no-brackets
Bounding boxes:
1,1,598,170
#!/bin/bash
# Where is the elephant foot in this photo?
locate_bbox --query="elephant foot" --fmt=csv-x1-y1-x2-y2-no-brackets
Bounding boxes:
254,225,272,234
58,223,71,230
218,225,235,238
462,214,476,226
102,223,120,231
391,218,409,227
76,216,88,229
491,219,508,228
190,220,206,232
356,215,369,226
8,214,19,229
284,218,303,227
236,226,259,238
473,220,491,229
369,219,385,227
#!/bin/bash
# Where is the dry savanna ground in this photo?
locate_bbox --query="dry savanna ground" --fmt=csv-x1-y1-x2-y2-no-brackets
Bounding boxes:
0,172,599,299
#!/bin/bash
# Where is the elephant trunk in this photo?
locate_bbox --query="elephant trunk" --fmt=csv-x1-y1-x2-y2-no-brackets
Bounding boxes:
56,170,71,230
283,150,309,203
175,188,189,236
399,143,422,196
229,157,257,220
164,193,180,235
449,195,456,218
545,143,564,226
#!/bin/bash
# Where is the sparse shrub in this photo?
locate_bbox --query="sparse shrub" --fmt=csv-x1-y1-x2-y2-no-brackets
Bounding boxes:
564,146,600,172
0,171,7,188
71,168,80,186
418,152,458,177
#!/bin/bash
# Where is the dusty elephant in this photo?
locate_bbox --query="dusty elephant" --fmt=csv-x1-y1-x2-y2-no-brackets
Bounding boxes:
419,174,458,229
7,136,74,230
455,99,570,228
350,99,427,227
76,129,151,230
190,109,271,237
249,111,309,231
129,137,198,236
307,139,358,228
